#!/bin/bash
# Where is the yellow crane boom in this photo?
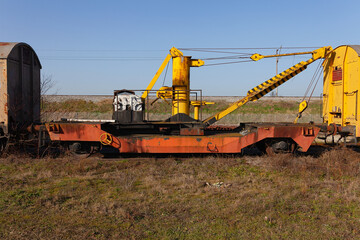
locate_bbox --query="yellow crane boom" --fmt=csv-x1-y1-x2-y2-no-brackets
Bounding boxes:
203,46,333,126
141,47,185,100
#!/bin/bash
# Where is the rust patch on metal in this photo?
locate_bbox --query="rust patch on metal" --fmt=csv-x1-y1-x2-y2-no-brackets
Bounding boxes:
48,123,61,133
205,125,238,131
180,128,204,136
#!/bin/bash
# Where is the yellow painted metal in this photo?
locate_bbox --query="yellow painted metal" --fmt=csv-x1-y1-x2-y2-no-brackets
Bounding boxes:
171,48,204,115
141,54,172,99
294,100,308,123
298,100,308,114
203,46,332,125
251,51,314,61
191,101,214,120
169,47,184,57
156,86,173,99
194,106,200,120
142,46,204,116
190,59,205,67
150,86,172,105
322,45,360,136
172,55,190,115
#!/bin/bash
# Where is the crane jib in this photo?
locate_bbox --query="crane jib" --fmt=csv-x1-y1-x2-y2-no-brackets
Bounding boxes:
202,59,313,125
248,64,308,101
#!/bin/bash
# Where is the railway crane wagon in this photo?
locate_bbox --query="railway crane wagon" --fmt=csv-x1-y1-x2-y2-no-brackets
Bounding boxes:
42,46,335,155
0,42,358,155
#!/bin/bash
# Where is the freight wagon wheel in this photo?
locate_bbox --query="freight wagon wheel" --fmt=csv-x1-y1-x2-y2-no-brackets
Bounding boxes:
256,139,297,155
68,142,99,158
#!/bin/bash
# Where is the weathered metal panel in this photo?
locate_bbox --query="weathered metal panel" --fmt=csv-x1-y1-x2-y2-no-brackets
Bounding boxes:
7,59,21,126
0,60,8,128
0,42,42,132
23,64,32,123
0,43,18,59
33,59,41,122
323,45,360,137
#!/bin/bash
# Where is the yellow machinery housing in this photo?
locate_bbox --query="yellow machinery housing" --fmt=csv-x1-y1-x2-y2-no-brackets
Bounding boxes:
323,45,360,137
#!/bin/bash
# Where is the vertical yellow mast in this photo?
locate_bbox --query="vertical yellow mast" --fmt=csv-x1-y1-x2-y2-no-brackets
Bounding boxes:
172,54,190,115
170,47,204,115
141,47,204,117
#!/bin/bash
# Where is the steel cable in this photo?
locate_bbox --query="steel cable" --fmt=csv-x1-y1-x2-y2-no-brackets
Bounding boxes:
301,60,323,102
308,60,324,102
204,60,254,66
202,55,252,61
162,62,170,86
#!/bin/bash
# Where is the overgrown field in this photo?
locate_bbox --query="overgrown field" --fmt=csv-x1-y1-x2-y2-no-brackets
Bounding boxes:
1,148,360,239
41,98,322,123
42,98,321,115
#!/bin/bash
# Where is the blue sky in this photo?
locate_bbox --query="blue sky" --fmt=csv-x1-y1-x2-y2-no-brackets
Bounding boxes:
1,0,359,96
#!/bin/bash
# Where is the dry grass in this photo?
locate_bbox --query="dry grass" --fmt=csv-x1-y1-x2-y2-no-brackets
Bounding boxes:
41,99,113,121
41,99,321,115
42,99,113,113
1,148,360,239
41,98,322,123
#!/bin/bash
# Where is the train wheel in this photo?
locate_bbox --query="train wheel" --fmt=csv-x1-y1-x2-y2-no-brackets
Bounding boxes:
256,139,297,155
68,142,99,158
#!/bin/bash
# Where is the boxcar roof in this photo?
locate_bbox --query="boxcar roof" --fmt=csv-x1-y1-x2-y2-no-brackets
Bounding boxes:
0,42,41,68
349,45,360,56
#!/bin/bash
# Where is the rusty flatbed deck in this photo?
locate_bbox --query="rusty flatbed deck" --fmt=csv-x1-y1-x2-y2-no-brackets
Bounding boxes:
45,121,320,154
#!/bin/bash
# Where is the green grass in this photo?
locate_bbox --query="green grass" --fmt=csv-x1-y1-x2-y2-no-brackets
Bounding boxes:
1,148,360,239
